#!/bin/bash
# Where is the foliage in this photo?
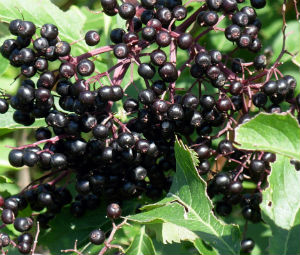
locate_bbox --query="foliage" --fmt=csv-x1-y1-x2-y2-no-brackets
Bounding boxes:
0,0,299,254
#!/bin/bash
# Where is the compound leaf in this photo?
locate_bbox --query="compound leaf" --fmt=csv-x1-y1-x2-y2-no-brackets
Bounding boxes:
128,138,241,255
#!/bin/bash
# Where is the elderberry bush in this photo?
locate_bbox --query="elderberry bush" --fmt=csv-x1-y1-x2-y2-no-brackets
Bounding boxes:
0,0,299,254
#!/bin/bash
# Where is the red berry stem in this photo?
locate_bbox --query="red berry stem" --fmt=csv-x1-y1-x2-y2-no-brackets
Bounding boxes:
7,135,69,150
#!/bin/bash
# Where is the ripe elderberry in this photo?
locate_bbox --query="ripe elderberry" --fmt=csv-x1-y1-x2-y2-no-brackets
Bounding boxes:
107,203,122,219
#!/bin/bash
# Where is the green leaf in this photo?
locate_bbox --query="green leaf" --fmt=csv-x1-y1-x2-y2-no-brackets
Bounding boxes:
39,205,110,253
261,155,300,255
149,222,198,244
0,136,19,172
271,21,300,63
0,183,19,194
0,36,10,76
292,52,300,67
0,175,13,183
128,138,241,255
0,108,46,137
235,113,300,160
0,0,88,55
39,200,138,254
193,239,217,255
126,226,156,255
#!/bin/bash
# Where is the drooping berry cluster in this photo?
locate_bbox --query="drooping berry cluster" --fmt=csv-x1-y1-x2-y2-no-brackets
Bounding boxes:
0,0,299,253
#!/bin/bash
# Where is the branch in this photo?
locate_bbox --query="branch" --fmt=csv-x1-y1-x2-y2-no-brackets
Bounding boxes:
6,135,69,150
61,240,83,255
74,45,114,63
30,222,40,255
98,219,127,255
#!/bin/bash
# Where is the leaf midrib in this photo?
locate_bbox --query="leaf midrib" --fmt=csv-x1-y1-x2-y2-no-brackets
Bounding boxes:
170,193,236,255
137,226,146,255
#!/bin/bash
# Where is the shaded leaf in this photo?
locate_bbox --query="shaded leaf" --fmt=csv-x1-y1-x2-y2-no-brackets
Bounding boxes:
0,108,46,137
193,239,217,255
0,175,13,183
126,226,156,255
39,200,138,254
261,155,300,255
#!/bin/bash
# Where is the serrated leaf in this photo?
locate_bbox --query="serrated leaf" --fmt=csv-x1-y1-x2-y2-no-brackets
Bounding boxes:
261,155,300,255
0,108,46,137
149,222,198,244
235,113,300,160
126,226,156,255
128,138,241,255
0,0,88,55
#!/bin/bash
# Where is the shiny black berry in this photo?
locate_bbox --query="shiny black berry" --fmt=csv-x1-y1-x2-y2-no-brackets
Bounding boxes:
18,242,31,254
254,55,267,70
217,139,234,154
241,238,255,253
138,63,155,79
85,30,100,46
118,3,136,20
1,209,15,224
107,203,122,219
9,149,24,167
250,159,265,174
250,0,266,9
89,229,105,245
118,132,135,149
14,217,33,232
151,80,166,95
41,24,58,40
177,33,193,49
173,5,187,20
0,99,9,114
156,31,171,47
225,24,241,41
141,0,156,9
113,43,129,59
110,28,125,44
142,26,156,42
123,98,139,112
139,89,156,105
17,21,36,38
158,62,178,82
55,41,71,57
77,59,95,76
150,49,167,66
168,104,184,120
253,92,267,107
232,11,249,27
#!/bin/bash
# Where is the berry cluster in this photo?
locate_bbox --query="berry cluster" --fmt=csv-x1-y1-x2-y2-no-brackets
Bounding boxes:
0,0,299,253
